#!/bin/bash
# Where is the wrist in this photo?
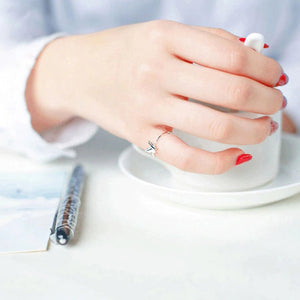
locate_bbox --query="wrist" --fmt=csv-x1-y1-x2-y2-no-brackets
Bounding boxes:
25,36,76,132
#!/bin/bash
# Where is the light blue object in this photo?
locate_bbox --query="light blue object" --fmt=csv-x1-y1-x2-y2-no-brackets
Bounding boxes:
0,171,66,199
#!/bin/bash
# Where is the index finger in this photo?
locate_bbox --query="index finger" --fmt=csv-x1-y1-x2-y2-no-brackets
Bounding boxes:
166,23,283,86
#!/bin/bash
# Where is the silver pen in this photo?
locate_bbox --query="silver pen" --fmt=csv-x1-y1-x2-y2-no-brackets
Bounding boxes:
50,165,84,245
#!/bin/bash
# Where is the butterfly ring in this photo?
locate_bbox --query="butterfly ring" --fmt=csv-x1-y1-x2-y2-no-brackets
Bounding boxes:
145,131,172,157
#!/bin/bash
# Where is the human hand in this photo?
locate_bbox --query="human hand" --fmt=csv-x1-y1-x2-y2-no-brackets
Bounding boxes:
26,21,288,174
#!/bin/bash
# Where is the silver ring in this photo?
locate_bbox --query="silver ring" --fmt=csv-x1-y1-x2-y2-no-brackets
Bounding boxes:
145,131,171,157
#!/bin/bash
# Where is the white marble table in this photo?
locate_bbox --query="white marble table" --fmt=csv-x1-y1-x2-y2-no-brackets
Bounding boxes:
1,129,300,300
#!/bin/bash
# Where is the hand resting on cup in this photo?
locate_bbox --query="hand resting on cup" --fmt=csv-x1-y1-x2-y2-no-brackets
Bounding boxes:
26,20,288,174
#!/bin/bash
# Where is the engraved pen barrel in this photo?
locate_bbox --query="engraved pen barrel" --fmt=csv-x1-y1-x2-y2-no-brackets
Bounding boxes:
55,165,84,245
55,195,81,241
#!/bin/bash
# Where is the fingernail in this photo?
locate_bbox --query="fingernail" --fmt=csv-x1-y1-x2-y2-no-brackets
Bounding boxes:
270,120,279,135
276,73,289,86
236,154,253,165
282,96,287,109
239,38,269,49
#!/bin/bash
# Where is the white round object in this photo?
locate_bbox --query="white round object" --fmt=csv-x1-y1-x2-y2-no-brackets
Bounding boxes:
244,32,265,53
119,134,300,210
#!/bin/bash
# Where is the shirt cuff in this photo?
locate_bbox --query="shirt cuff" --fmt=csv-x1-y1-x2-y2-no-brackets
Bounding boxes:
0,33,98,161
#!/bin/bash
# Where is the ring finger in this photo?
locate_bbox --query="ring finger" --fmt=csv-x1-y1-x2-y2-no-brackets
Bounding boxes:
160,98,276,145
138,127,246,175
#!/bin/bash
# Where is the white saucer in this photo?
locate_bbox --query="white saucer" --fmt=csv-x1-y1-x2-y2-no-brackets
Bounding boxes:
119,134,300,210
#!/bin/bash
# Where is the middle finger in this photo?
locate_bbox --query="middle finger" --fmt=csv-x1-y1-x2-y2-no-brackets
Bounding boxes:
165,59,285,115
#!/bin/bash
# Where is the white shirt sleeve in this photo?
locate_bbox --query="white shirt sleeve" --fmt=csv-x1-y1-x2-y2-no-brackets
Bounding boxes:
0,2,98,162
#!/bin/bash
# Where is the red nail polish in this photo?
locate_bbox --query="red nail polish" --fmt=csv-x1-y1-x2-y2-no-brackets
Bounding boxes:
282,96,287,109
263,43,269,48
276,73,289,86
236,154,252,165
270,120,279,135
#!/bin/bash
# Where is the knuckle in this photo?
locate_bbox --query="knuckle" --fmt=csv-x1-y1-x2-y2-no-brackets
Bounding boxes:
176,157,190,172
228,48,248,74
146,20,172,46
134,62,158,85
227,80,253,105
211,155,227,175
213,27,228,36
209,118,234,142
137,62,154,78
175,149,195,172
